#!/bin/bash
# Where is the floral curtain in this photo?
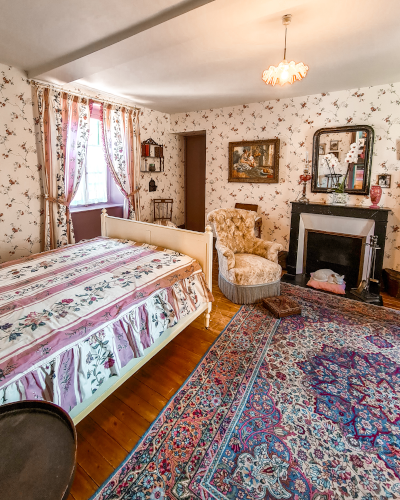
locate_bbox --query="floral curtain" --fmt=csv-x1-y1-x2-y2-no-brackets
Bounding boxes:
34,86,90,251
100,102,141,220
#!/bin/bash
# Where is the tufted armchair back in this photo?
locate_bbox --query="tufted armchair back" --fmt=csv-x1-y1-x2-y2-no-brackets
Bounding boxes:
207,208,258,254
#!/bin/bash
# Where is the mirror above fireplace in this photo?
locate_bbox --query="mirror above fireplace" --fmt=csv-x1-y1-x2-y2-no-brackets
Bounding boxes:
311,125,374,195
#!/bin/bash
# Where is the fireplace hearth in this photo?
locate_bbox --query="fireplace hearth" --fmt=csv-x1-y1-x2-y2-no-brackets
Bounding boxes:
283,202,390,301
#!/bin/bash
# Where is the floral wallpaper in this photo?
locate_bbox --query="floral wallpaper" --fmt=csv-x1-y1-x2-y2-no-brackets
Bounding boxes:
0,64,42,262
138,108,184,226
171,83,400,271
0,64,184,264
1,59,399,272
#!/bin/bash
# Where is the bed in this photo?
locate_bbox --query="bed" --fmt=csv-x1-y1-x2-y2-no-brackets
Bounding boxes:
0,210,213,424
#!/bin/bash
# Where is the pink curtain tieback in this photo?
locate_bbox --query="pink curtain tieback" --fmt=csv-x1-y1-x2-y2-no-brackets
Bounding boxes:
43,195,72,225
127,187,140,201
43,194,69,207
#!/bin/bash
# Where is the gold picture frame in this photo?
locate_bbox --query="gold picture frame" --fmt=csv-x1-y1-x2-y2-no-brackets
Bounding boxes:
228,139,280,183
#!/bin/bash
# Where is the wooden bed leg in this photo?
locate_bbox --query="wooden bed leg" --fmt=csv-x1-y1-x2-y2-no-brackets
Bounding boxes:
205,303,211,329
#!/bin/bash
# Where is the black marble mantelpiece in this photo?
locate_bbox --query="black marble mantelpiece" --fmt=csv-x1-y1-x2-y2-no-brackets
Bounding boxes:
286,202,390,284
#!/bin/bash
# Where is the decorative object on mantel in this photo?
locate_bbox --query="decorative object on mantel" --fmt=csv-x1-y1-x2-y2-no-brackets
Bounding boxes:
350,235,382,305
228,139,279,183
369,184,382,208
262,295,301,318
328,171,350,205
323,141,364,205
141,138,164,172
262,14,308,86
377,173,391,188
312,125,374,195
149,178,157,192
298,168,312,204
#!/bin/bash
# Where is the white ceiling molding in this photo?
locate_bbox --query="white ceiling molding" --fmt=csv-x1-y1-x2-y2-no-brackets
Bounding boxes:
28,0,214,83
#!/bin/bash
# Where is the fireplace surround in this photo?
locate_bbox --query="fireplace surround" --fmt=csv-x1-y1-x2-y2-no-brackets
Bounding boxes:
283,202,390,292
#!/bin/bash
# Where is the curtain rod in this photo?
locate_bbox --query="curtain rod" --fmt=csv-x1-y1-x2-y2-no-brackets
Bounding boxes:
30,79,141,111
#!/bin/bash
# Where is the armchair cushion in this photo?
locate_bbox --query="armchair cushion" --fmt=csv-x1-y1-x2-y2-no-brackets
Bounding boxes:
228,254,281,286
250,240,283,264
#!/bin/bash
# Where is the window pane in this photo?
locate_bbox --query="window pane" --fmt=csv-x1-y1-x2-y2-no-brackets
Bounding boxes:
71,168,86,206
71,118,108,206
87,144,108,204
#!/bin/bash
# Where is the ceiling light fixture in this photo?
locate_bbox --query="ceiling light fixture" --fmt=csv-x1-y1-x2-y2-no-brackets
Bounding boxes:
262,14,309,87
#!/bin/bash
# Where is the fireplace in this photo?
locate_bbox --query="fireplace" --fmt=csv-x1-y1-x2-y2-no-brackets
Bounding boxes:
284,202,390,293
304,230,365,289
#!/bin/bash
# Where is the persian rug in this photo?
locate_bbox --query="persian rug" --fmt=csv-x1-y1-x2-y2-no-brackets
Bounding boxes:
92,283,400,500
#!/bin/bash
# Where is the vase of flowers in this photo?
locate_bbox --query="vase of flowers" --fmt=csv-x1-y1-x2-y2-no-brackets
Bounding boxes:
329,191,349,205
327,163,350,206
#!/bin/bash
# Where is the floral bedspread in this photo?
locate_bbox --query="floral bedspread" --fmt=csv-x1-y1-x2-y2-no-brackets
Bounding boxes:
0,237,212,413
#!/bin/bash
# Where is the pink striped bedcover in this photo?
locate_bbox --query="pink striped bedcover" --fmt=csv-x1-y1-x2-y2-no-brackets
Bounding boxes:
0,237,213,412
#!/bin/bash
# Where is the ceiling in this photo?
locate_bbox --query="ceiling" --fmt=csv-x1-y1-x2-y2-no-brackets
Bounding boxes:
1,0,400,113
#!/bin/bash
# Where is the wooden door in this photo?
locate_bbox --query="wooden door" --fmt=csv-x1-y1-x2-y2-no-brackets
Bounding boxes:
185,134,206,232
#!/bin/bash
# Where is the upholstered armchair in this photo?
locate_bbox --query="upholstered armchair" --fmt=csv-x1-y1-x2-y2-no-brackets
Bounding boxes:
207,208,283,304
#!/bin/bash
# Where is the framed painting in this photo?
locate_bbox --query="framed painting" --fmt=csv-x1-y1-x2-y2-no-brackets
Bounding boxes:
228,139,280,183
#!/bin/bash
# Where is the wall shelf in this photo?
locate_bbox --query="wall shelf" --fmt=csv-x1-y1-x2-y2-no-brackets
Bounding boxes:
141,137,164,173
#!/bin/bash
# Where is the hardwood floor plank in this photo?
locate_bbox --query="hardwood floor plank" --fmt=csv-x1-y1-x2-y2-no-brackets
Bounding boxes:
69,464,98,500
76,431,114,486
102,394,151,437
123,376,168,411
179,325,218,344
114,384,160,423
133,362,183,400
171,328,213,355
77,416,127,469
146,353,189,384
90,403,141,452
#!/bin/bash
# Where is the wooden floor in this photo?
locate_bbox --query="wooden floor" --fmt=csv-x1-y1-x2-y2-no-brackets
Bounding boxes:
69,259,400,500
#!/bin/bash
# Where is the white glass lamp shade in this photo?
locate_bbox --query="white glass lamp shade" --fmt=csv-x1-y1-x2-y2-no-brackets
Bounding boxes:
262,59,309,86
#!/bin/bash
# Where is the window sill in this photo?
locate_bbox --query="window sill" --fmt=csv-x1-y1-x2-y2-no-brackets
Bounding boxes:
70,203,124,213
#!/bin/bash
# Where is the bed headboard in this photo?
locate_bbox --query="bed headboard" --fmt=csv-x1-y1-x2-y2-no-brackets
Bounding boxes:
101,209,213,290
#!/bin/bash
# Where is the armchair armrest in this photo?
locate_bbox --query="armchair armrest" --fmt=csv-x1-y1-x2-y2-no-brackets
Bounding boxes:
251,239,283,264
216,242,235,270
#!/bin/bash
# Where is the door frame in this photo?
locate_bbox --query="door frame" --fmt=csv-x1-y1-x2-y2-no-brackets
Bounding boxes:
182,131,206,231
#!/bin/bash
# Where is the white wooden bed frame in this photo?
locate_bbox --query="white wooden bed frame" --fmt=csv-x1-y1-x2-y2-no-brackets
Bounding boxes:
69,210,213,424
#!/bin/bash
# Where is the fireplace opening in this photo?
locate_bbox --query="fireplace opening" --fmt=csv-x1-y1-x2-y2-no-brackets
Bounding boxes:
304,230,365,289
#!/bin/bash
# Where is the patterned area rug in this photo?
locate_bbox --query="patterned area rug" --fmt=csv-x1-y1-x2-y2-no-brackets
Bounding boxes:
92,283,400,500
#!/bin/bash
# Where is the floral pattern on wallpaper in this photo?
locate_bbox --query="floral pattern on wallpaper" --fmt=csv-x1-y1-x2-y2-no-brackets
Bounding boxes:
138,108,184,226
0,65,184,264
0,64,42,262
171,83,400,270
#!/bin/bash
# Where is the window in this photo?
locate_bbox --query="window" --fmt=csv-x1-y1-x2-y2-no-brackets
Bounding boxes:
71,118,108,206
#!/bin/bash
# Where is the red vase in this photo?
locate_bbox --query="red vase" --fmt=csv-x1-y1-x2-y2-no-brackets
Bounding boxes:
369,185,382,208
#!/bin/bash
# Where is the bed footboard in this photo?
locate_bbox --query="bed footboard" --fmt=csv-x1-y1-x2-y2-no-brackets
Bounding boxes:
101,209,213,326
